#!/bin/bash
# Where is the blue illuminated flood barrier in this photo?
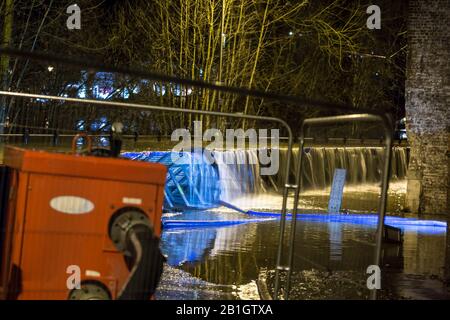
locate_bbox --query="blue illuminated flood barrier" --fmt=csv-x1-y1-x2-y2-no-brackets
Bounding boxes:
123,151,222,210
246,211,447,228
122,149,263,211
162,212,446,234
162,217,276,229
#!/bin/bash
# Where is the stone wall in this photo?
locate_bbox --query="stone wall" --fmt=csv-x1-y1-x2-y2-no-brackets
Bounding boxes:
405,0,449,215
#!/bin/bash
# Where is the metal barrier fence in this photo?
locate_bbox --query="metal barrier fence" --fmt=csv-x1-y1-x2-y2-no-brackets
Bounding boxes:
0,48,394,300
277,114,393,300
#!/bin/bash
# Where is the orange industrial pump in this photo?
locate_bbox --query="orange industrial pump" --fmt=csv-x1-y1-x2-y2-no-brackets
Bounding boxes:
0,146,167,300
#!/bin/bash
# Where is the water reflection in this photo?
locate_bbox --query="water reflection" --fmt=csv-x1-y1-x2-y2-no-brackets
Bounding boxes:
160,212,447,299
162,229,217,266
328,222,342,262
158,178,447,299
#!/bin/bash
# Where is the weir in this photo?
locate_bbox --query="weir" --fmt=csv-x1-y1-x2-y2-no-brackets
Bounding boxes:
123,146,409,211
275,146,408,191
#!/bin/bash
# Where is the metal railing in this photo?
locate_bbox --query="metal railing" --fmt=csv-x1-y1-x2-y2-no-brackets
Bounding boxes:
0,90,296,300
0,48,394,300
0,133,408,147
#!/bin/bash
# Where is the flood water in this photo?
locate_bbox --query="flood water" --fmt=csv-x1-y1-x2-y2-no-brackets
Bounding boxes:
158,181,448,300
3,143,445,299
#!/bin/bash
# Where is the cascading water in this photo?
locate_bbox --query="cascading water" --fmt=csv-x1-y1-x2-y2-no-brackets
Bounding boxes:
275,147,408,190
213,149,266,202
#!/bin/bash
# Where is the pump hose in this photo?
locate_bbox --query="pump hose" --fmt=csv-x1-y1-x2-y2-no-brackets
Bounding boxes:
109,209,165,300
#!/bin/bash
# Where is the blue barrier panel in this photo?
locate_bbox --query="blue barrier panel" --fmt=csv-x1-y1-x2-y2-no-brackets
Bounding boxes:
245,211,446,232
123,151,221,210
162,218,275,229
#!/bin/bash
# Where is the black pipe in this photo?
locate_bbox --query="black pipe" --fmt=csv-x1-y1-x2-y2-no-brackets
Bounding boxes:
108,209,165,300
116,224,164,300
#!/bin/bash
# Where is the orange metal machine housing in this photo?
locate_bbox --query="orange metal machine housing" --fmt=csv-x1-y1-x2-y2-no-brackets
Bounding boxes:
0,146,167,300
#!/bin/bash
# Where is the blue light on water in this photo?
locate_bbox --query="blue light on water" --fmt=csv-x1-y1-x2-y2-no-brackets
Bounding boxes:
245,211,446,234
161,212,446,267
161,213,446,234
162,228,217,266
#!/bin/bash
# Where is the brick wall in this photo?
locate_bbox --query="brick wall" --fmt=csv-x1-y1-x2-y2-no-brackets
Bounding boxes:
405,0,450,215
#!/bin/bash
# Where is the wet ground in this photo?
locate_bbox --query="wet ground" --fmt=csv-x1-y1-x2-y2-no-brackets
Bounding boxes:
157,264,260,300
157,181,449,300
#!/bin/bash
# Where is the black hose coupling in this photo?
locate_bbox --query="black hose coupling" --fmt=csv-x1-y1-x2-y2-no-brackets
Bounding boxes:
109,207,165,300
